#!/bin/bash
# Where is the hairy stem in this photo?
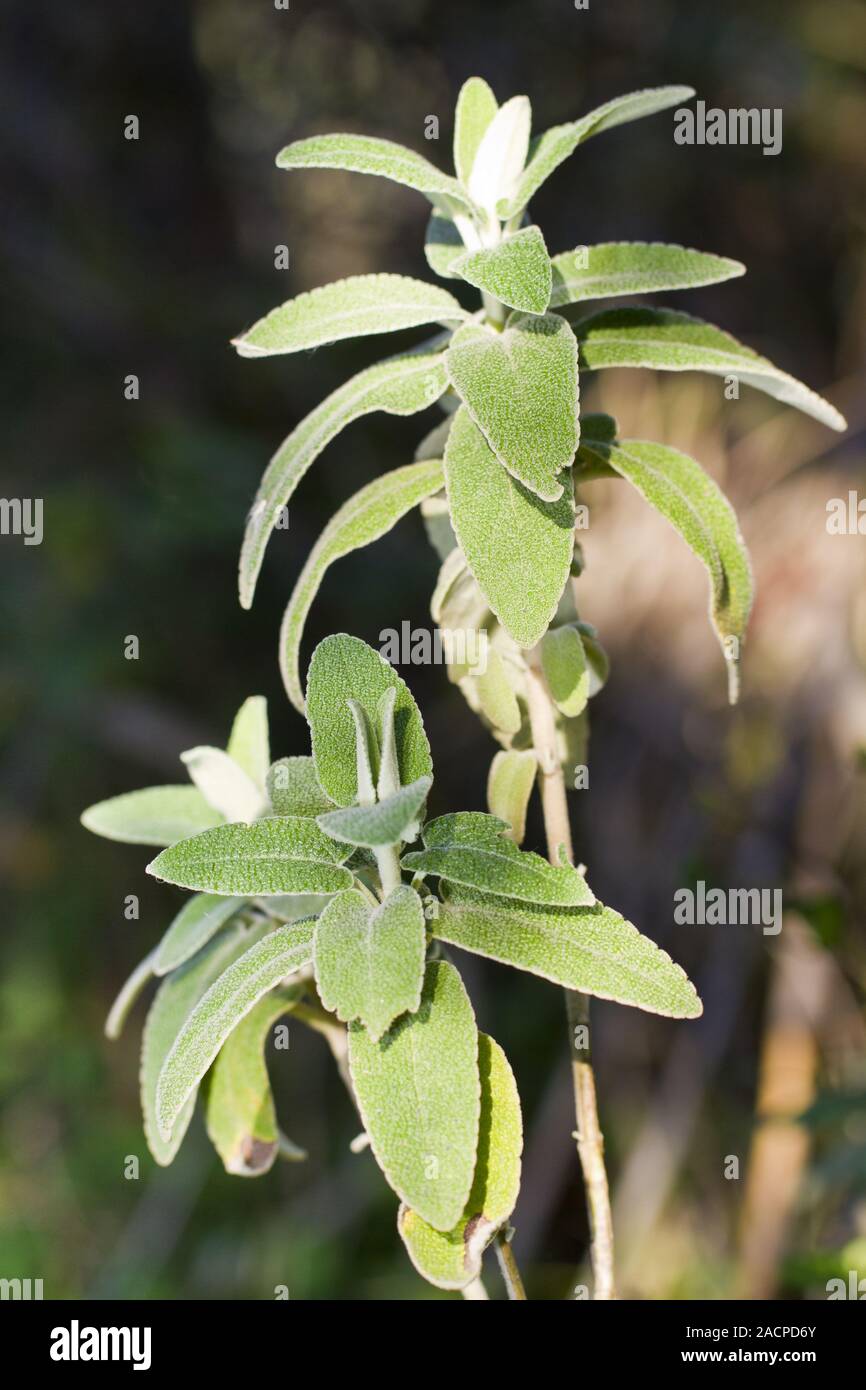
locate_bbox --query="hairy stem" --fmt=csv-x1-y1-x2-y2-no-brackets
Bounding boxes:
462,1276,490,1301
495,1229,527,1300
524,658,616,1301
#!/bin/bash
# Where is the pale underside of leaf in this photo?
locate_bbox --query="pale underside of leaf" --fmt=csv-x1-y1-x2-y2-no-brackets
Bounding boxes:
275,132,477,214
154,893,246,976
540,625,590,718
180,746,269,824
453,77,499,186
453,226,552,315
486,749,537,846
80,785,223,847
424,214,466,280
314,886,426,1041
146,817,353,897
226,696,270,791
549,241,745,308
468,95,532,219
317,775,432,849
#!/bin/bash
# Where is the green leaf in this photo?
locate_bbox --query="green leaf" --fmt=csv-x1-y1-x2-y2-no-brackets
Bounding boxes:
233,275,468,359
453,226,552,315
275,133,477,214
226,696,270,790
487,750,537,846
550,241,745,308
305,634,433,808
318,776,432,849
180,747,269,823
205,987,303,1176
266,756,334,817
444,407,574,647
577,436,753,702
473,649,521,735
447,313,578,500
156,920,315,1141
347,699,379,806
435,884,703,1018
453,77,499,185
153,894,246,976
541,625,589,718
468,96,531,219
424,214,466,280
239,350,449,609
314,886,426,1041
402,812,594,907
104,948,158,1041
141,920,260,1165
280,460,445,712
398,1032,522,1290
376,687,401,801
348,960,480,1231
501,85,695,219
576,307,846,431
81,786,223,847
147,818,353,897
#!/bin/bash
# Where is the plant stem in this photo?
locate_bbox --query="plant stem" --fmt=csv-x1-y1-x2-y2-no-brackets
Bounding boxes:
524,657,616,1301
495,1229,527,1300
374,843,403,897
462,1276,490,1301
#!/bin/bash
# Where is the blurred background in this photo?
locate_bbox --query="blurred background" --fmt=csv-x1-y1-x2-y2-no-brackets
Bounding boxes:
2,0,865,1300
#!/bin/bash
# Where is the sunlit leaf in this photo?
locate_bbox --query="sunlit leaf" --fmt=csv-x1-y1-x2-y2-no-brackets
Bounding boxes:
453,77,499,185
487,749,537,846
147,818,353,897
314,885,426,1041
266,757,334,818
540,625,589,718
276,132,477,213
226,696,270,790
550,241,744,308
180,746,269,823
81,786,222,847
153,894,246,976
318,776,432,849
453,226,552,315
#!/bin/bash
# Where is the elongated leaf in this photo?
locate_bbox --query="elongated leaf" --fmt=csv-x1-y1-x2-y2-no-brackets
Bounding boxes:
226,696,270,790
376,687,401,801
473,649,521,734
147,818,353,897
156,920,315,1140
205,987,302,1176
454,77,498,185
541,625,589,717
318,776,431,849
487,750,537,846
348,960,480,1230
280,461,445,711
314,886,426,1041
444,407,574,647
435,884,702,1018
180,746,269,823
154,894,246,976
233,275,468,359
577,435,753,701
398,1032,522,1289
266,757,334,817
305,636,433,808
81,786,223,847
453,226,552,315
447,314,578,499
403,812,594,907
501,85,695,218
468,96,531,218
424,214,465,280
275,133,476,213
577,307,846,431
105,948,158,1041
240,350,449,608
550,241,745,308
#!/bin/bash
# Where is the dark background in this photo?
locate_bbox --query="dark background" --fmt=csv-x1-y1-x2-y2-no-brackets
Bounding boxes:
2,0,865,1299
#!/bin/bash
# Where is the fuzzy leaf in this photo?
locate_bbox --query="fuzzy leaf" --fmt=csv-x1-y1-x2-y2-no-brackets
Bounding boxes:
447,314,578,500
205,987,302,1176
424,214,465,280
266,757,334,817
348,960,480,1231
156,920,315,1140
576,307,846,431
550,241,744,308
444,408,574,647
180,747,269,823
398,1032,522,1290
280,461,445,711
376,687,401,801
240,350,449,608
233,275,468,359
487,750,537,846
541,625,589,717
435,884,703,1018
275,132,476,213
104,949,158,1041
147,818,353,897
226,696,270,791
318,776,431,849
314,886,426,1041
402,812,594,907
81,786,223,848
453,226,552,315
501,85,695,219
153,894,246,977
453,77,499,185
468,96,531,218
473,649,521,735
305,634,433,808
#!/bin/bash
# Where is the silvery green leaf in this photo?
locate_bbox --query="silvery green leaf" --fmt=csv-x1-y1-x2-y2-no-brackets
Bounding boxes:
226,696,270,790
446,315,578,501
473,650,521,735
156,920,315,1141
348,960,480,1231
500,85,695,219
347,698,379,806
415,418,454,463
317,776,432,849
275,132,477,214
435,884,703,1018
444,407,574,647
153,893,246,976
398,1032,522,1290
233,275,468,359
147,818,353,897
314,885,426,1041
453,226,552,315
468,95,531,219
81,786,223,847
280,460,445,712
305,635,433,808
453,76,499,185
577,435,753,701
550,241,744,308
104,948,158,1041
376,687,401,801
240,350,449,609
576,620,610,695
424,214,465,280
205,987,303,1176
541,625,589,718
576,307,846,431
402,812,594,907
487,749,537,846
266,756,334,817
180,747,269,823
260,893,336,922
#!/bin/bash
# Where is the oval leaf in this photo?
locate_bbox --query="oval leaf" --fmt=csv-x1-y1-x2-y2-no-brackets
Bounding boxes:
314,885,427,1041
147,817,353,897
317,776,432,849
540,625,589,718
453,77,499,186
486,749,537,846
550,241,744,308
226,696,270,790
81,786,222,847
453,226,552,315
276,133,476,213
